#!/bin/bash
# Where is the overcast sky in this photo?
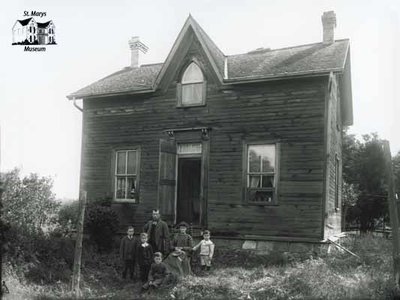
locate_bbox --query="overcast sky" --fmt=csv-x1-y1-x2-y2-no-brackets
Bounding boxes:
0,0,399,200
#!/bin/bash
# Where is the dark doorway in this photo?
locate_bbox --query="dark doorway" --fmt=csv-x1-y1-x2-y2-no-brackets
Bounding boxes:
177,158,201,225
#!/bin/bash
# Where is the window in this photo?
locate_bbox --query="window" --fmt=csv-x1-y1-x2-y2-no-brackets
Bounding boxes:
114,149,140,202
178,62,206,106
177,143,202,155
245,144,279,204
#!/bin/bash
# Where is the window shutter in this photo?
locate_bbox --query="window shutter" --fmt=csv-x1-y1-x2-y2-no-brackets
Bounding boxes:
158,138,176,222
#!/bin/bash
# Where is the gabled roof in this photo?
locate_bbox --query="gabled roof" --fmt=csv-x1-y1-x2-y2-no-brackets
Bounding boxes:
67,15,351,101
37,21,51,28
153,15,226,88
18,18,33,26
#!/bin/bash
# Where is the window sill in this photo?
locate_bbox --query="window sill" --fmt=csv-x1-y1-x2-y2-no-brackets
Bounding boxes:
113,199,138,204
245,202,279,206
176,103,206,108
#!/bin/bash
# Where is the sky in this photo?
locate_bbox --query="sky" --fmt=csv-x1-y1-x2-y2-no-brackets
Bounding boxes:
0,0,399,200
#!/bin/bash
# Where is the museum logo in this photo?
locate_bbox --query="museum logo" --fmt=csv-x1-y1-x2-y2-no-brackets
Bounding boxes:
12,11,56,52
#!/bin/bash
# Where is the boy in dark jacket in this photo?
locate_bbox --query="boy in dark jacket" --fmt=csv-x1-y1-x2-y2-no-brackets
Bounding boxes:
142,252,169,291
137,232,154,283
119,226,138,280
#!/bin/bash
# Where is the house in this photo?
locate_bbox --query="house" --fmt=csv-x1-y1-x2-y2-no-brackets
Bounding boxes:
12,18,56,45
67,11,353,251
12,17,37,44
37,20,56,44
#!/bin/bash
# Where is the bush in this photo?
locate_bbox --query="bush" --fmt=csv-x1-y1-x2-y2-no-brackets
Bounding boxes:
1,169,60,235
58,200,79,230
85,199,119,252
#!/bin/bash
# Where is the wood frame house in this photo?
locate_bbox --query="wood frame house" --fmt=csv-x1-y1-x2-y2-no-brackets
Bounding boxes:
68,11,353,248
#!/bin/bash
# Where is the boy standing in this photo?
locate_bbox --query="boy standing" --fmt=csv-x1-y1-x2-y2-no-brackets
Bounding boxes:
119,226,138,280
193,230,215,271
142,252,169,291
137,232,154,283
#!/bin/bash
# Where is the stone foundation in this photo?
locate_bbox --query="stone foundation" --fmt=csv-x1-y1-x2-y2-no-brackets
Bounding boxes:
209,238,328,255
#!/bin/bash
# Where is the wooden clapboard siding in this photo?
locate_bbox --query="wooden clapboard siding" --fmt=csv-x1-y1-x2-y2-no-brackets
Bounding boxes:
80,37,333,240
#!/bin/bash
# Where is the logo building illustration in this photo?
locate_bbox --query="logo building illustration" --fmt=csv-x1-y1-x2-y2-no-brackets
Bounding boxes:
12,17,56,45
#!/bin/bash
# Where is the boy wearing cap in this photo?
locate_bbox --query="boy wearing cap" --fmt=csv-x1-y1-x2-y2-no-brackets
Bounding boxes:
193,230,215,271
119,226,138,280
143,209,170,255
137,232,154,283
142,252,169,291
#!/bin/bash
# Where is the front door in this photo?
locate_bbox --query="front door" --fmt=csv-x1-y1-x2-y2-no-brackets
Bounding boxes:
177,158,201,225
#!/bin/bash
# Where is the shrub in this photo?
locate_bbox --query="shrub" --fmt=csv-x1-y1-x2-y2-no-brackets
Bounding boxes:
85,199,119,252
58,200,79,230
1,169,60,235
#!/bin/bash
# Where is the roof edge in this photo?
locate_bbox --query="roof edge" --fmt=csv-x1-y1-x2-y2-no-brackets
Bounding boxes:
68,68,343,100
66,88,155,100
225,68,343,84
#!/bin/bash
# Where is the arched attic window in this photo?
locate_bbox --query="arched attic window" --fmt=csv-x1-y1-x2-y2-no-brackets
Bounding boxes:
178,62,206,107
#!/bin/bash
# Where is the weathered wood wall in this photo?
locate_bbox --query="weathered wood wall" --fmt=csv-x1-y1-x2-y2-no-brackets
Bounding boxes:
80,34,331,240
323,73,343,239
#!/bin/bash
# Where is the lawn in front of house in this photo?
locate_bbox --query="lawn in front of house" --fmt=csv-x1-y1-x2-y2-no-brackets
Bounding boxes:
3,234,399,300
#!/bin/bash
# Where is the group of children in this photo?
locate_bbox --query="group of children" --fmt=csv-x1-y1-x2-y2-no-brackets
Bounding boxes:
119,224,215,291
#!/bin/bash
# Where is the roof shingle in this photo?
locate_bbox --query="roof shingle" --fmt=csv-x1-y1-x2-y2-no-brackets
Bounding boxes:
69,64,163,99
67,17,349,100
227,39,349,80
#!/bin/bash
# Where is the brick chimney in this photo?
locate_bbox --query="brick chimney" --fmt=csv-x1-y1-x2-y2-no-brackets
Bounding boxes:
321,11,336,44
129,37,149,68
129,36,140,68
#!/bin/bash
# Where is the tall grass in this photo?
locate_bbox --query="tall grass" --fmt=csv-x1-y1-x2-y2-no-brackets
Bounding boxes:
171,235,399,300
2,234,399,299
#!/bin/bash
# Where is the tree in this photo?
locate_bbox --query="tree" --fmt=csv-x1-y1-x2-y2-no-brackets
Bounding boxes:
342,181,359,230
342,132,388,232
1,168,60,234
58,200,80,229
393,151,400,198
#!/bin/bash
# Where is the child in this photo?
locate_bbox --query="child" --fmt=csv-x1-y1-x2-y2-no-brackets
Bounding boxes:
142,252,169,291
193,230,215,271
137,232,154,283
119,226,138,280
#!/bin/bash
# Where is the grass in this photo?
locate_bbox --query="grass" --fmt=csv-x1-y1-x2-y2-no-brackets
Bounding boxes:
2,234,399,299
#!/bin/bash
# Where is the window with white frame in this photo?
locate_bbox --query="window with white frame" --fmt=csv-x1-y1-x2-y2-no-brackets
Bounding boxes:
245,144,279,204
114,149,139,202
178,62,206,106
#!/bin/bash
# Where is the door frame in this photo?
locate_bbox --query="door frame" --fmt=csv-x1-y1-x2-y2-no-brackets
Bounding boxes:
175,154,202,225
173,139,209,227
